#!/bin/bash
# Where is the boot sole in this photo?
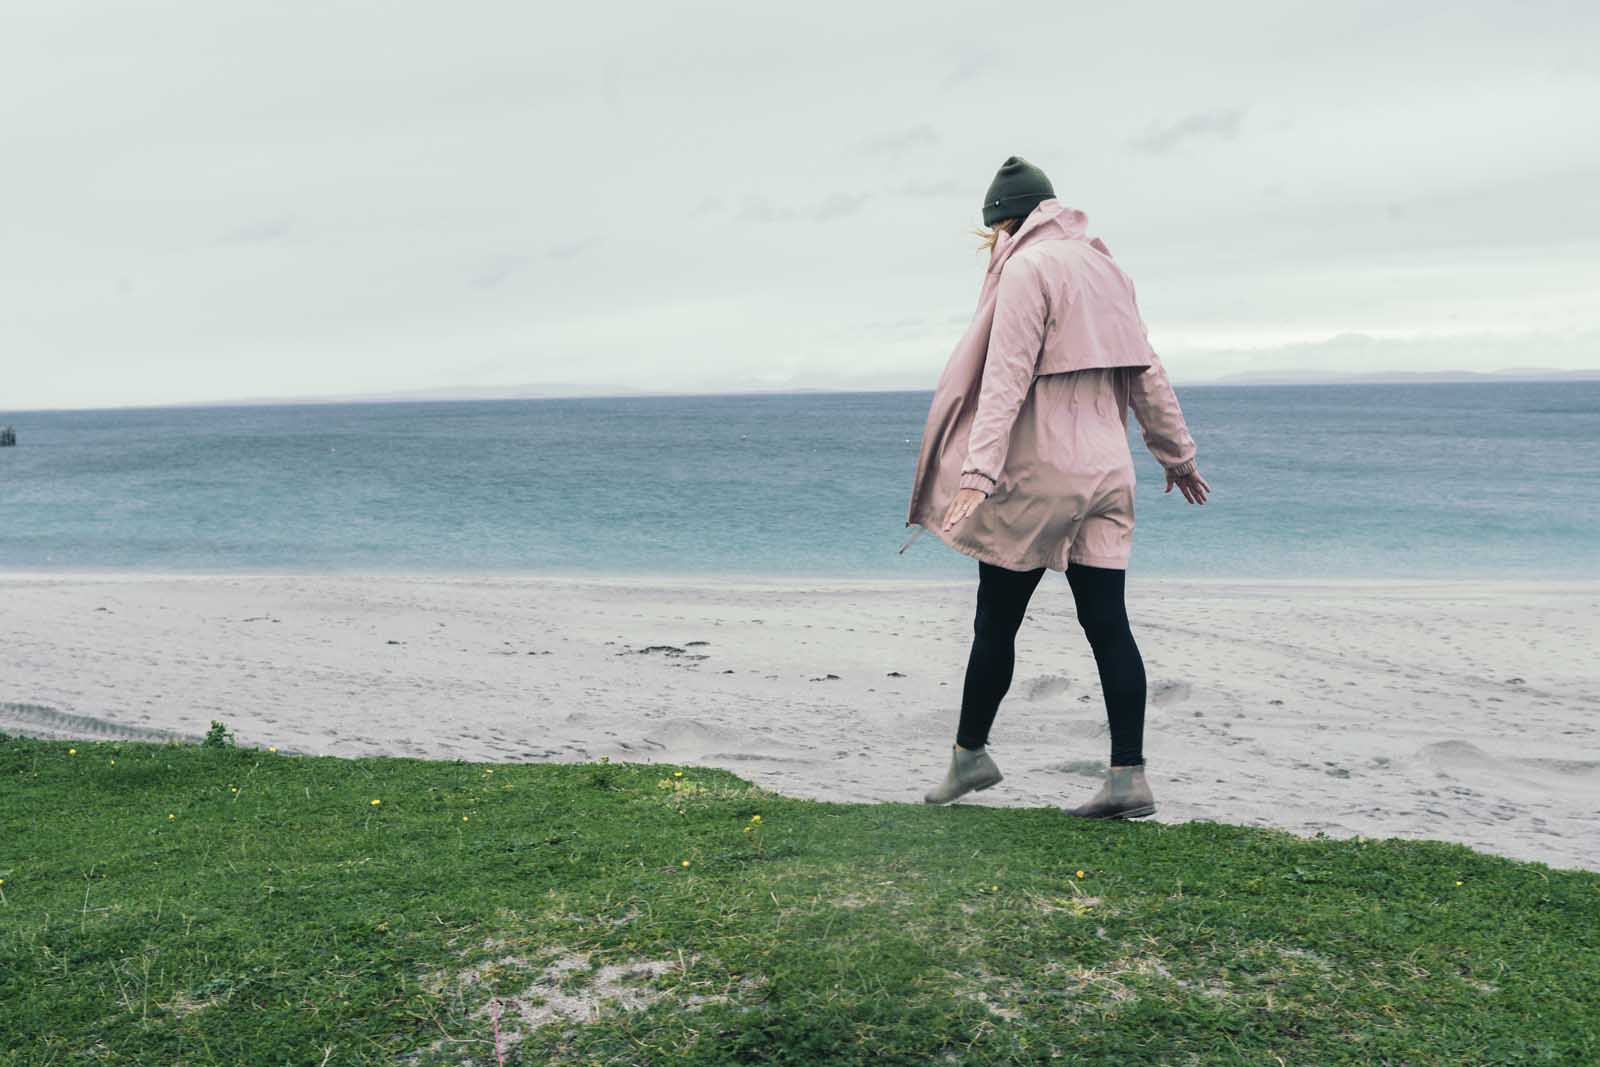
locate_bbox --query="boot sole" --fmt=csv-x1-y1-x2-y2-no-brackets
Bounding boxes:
1064,803,1156,820
1111,804,1156,819
925,775,1003,805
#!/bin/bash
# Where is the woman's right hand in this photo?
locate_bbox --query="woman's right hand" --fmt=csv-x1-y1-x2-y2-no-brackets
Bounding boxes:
1165,468,1211,504
942,487,988,531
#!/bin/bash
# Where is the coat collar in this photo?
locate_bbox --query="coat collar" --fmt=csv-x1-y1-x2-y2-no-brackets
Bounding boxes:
987,198,1089,275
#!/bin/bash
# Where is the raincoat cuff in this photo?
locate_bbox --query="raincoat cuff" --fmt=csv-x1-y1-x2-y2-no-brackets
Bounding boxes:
1164,458,1197,478
958,471,997,495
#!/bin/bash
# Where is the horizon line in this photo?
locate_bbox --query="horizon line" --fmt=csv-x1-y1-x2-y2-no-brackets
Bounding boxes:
5,367,1600,416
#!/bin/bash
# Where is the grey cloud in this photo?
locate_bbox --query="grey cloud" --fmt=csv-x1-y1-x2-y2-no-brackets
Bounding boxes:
811,193,869,222
546,240,589,261
940,48,995,88
216,217,295,246
897,179,966,198
1128,108,1246,153
735,196,797,224
470,254,531,289
735,193,871,224
863,314,932,334
856,124,940,156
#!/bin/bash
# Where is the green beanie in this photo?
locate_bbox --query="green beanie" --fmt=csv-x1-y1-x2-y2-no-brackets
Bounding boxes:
981,155,1055,226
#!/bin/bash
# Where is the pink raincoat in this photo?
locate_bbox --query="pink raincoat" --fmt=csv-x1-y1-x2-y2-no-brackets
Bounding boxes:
902,199,1197,571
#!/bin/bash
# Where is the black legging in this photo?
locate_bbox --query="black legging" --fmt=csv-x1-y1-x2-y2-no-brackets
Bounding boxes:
955,560,1147,766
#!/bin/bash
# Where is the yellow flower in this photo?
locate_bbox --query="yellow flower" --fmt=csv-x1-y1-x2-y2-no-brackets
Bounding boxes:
109,760,116,766
1455,880,1463,887
68,748,76,755
673,771,684,778
168,814,176,821
371,799,381,806
230,787,238,794
268,746,277,754
750,815,762,824
1075,870,1085,879
680,860,690,868
742,826,752,833
484,769,493,775
462,815,469,822
991,884,999,892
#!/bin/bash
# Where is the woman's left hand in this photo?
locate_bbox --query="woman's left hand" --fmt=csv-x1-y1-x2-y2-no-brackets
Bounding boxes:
1165,467,1211,504
942,488,988,531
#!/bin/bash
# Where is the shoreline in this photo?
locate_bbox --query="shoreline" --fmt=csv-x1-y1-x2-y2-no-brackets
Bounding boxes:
4,571,1597,872
3,568,1597,591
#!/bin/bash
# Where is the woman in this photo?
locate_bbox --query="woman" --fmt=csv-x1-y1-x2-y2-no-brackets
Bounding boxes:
903,156,1209,819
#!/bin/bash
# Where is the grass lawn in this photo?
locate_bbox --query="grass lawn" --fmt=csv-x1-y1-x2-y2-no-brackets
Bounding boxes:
2,730,1596,1066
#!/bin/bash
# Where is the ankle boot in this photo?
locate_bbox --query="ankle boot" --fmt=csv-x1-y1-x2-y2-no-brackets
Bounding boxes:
923,744,1003,805
1064,762,1156,819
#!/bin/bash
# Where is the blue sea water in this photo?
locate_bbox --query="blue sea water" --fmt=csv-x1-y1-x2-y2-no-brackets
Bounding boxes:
1,382,1596,579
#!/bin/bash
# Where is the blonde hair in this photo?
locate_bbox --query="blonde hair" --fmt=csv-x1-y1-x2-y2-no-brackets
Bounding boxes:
972,216,1023,254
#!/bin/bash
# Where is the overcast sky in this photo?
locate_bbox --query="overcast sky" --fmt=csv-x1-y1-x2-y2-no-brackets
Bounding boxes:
5,1,1599,410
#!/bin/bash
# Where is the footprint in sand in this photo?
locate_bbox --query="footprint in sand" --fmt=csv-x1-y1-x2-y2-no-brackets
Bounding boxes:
1419,738,1497,771
639,717,772,753
1149,681,1192,706
702,751,803,763
1042,758,1106,777
1512,756,1600,777
1416,740,1569,790
1023,674,1072,701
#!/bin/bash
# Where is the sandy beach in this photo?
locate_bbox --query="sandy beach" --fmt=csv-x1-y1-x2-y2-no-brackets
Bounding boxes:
2,572,1596,872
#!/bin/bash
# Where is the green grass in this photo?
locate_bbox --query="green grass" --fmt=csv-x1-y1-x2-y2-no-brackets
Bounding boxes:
2,732,1596,1066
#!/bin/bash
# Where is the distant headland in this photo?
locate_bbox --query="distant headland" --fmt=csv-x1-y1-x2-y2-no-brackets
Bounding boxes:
1197,367,1600,386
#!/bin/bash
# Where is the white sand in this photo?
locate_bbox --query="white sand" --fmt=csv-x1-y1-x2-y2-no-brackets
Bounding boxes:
2,572,1596,872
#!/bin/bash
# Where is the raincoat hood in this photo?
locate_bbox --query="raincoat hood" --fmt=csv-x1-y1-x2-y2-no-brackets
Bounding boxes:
985,197,1094,274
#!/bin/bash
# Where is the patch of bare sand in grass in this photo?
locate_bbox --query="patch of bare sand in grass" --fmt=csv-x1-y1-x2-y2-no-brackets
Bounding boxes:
956,946,1240,1024
1320,944,1500,997
1273,943,1334,969
822,870,922,913
1020,889,1103,917
157,989,223,1020
952,879,1106,918
411,945,765,1064
1050,953,1177,1004
961,963,1026,1022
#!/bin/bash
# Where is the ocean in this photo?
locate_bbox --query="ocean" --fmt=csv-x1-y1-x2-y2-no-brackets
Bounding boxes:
1,381,1596,579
